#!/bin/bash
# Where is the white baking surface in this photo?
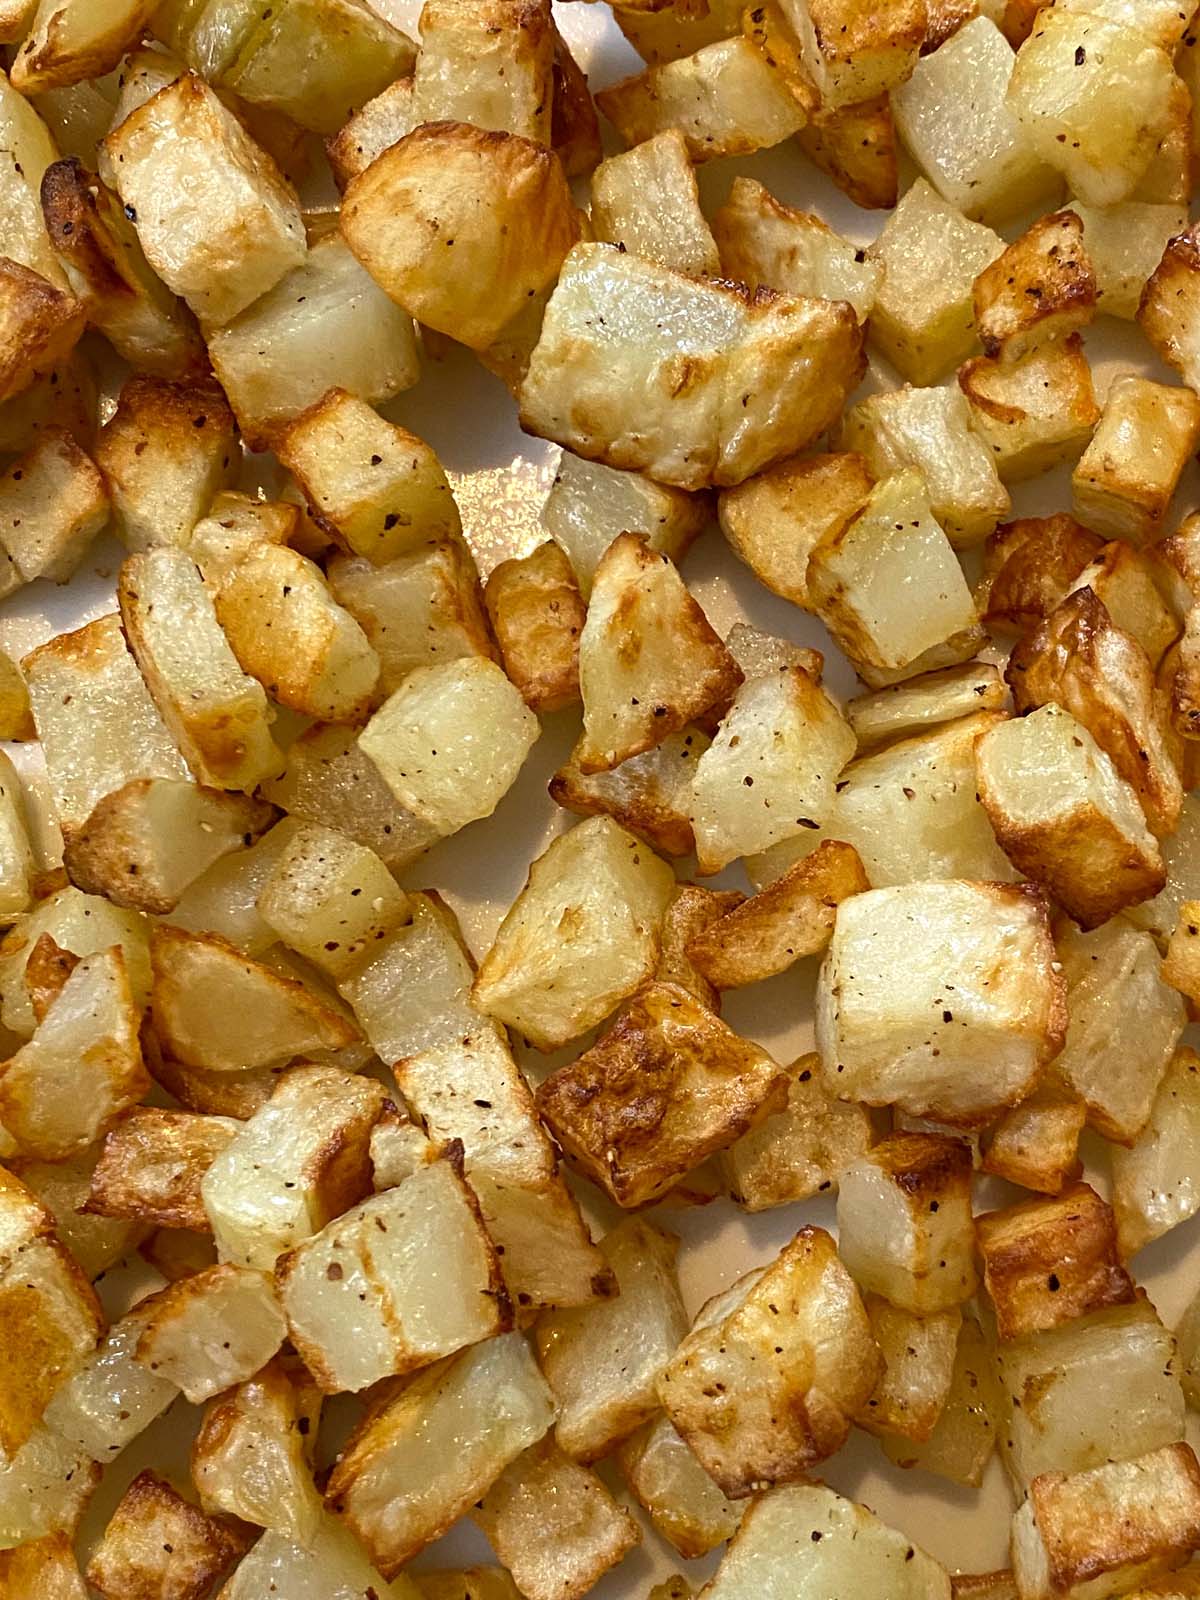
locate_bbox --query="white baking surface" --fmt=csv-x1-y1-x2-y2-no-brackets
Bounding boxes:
4,5,1200,1588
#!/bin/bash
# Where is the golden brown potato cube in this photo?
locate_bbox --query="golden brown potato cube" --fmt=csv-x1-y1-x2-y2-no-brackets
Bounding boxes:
977,513,1102,631
975,702,1165,927
484,541,584,712
855,1296,961,1442
85,1470,249,1600
0,1229,103,1456
323,1333,556,1576
836,1132,978,1314
86,1107,237,1230
977,1182,1134,1341
94,373,237,553
519,244,865,490
1072,375,1200,545
596,37,807,163
215,543,381,723
134,1263,287,1402
325,77,418,188
473,1438,640,1600
0,257,84,407
0,427,107,586
187,492,299,595
1011,1443,1200,1600
1164,901,1200,1012
550,727,708,859
866,178,1002,384
784,0,925,106
958,335,1099,484
685,839,868,988
0,1533,87,1600
276,388,460,561
658,1226,881,1496
576,533,741,771
342,121,579,350
1069,541,1179,668
653,882,742,1008
412,0,554,143
973,210,1097,362
1111,1045,1200,1256
981,1092,1086,1196
100,72,305,325
619,1414,742,1558
797,92,899,210
11,0,157,92
1139,222,1200,392
716,450,872,611
841,384,1009,548
589,129,719,277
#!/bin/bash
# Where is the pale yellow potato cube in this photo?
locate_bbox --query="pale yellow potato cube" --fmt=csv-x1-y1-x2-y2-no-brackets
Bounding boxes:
0,260,82,411
1052,0,1197,51
0,751,33,924
43,1304,178,1462
590,129,719,276
619,1414,743,1558
1067,199,1187,318
856,1296,961,1442
218,1513,421,1600
412,0,553,143
958,335,1099,482
326,76,418,189
10,0,154,91
134,1263,287,1403
0,427,108,585
10,1148,138,1280
881,1314,1000,1486
847,662,1005,750
1072,375,1200,544
0,884,150,1037
1111,1046,1200,1256
0,1426,98,1549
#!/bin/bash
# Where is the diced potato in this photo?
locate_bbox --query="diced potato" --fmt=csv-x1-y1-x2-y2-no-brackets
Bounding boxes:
1070,541,1179,667
215,544,381,723
977,1182,1133,1341
0,1533,87,1599
723,622,824,682
958,336,1099,482
856,1296,961,1442
716,450,873,611
11,1149,138,1279
42,1301,179,1461
162,816,303,955
550,727,708,858
781,0,924,107
614,0,742,63
473,1439,640,1600
150,925,359,1072
484,541,584,713
1139,222,1200,392
590,128,718,276
1052,0,1197,49
712,175,881,321
837,1132,977,1314
10,0,157,91
660,1226,880,1495
0,427,108,586
698,1482,952,1599
1111,1046,1200,1256
806,471,983,686
1049,917,1186,1143
101,72,305,325
0,884,150,1037
866,179,1003,385
411,0,553,142
1011,1443,1200,1600
522,244,864,490
0,650,32,742
342,122,579,350
537,981,788,1207
841,385,1010,548
219,1511,421,1599
206,236,419,450
847,663,1004,750
975,702,1164,927
816,879,1065,1126
1071,375,1200,545
324,1332,555,1576
881,1313,1000,1486
973,211,1097,362
690,665,854,873
1164,900,1200,1009
977,514,1102,631
1006,11,1178,204
85,1107,236,1229
0,1426,99,1549
85,1468,249,1600
326,77,419,187
0,947,147,1161
0,1229,103,1456
0,752,34,925
0,259,83,410
981,1092,1087,1195
797,92,900,210
619,1414,743,1558
93,373,237,553
996,1297,1185,1489
134,1263,286,1402
1066,200,1187,318
652,882,741,1010
596,37,806,162
540,451,707,599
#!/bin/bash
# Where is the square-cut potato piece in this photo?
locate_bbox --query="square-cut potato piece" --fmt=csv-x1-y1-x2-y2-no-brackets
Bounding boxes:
856,1296,961,1443
341,122,579,350
519,243,865,490
977,1183,1134,1341
837,1132,978,1314
276,1157,509,1393
976,702,1164,927
215,543,381,723
160,816,307,957
134,1263,287,1402
795,91,899,211
816,879,1065,1126
981,1085,1086,1195
326,74,419,187
847,662,1005,751
1139,223,1200,393
977,514,1102,631
0,885,151,1038
806,470,983,685
590,129,719,277
0,1533,88,1599
973,211,1097,362
866,179,1003,384
596,37,806,163
1111,1046,1200,1257
484,541,584,713
0,1424,99,1549
699,1481,952,1598
206,236,419,450
473,1438,640,1600
0,1228,103,1457
0,257,84,408
619,1414,742,1558
712,175,880,322
659,1226,880,1496
551,727,707,857
219,1512,423,1600
536,981,788,1207
1071,375,1200,545
85,1107,237,1230
1066,200,1187,319
716,451,873,611
276,389,460,561
324,1332,555,1577
1006,11,1178,205
43,1303,179,1461
412,0,553,143
540,450,707,600
0,427,108,586
85,1469,250,1600
11,0,159,92
841,385,1009,548
94,372,237,552
893,16,1057,224
1011,1443,1200,1600
780,0,924,107
958,336,1099,483
880,1313,1000,1486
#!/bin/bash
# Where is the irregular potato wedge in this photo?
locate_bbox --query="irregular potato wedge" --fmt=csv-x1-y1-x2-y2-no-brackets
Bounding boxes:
973,210,1097,363
134,1263,287,1403
590,129,719,277
85,1107,238,1230
958,336,1099,483
84,1469,250,1600
1071,375,1200,546
550,727,708,858
1112,1046,1200,1257
977,514,1103,632
855,1296,961,1443
619,1414,743,1558
484,541,584,713
0,258,85,408
846,662,1006,750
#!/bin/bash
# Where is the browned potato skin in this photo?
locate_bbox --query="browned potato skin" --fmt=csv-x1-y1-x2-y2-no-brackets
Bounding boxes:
24,932,78,1024
84,1469,251,1600
797,95,899,211
981,1096,1086,1197
1138,220,1200,387
977,514,1103,633
976,1182,1135,1342
535,980,789,1207
485,541,584,712
0,257,85,406
972,211,1097,362
549,729,708,859
656,884,745,1010
84,1107,237,1231
0,1533,89,1599
551,26,602,176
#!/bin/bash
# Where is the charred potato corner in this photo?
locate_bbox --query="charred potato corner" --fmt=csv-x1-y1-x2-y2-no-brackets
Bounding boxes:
4,0,1200,1596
